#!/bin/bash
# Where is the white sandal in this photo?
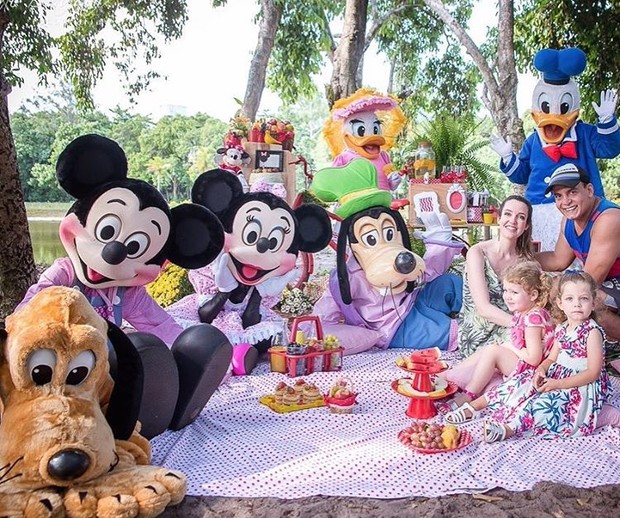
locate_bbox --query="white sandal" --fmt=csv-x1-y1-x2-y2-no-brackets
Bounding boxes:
445,402,477,424
483,420,507,443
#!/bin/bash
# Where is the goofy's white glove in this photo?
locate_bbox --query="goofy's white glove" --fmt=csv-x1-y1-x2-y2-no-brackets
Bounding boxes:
255,269,299,298
214,252,238,293
489,134,514,165
414,212,453,243
592,89,618,124
388,171,403,190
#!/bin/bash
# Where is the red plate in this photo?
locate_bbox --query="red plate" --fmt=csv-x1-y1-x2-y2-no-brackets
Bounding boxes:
398,427,473,454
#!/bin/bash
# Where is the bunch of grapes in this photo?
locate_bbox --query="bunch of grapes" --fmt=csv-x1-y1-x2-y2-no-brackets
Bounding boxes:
405,422,446,450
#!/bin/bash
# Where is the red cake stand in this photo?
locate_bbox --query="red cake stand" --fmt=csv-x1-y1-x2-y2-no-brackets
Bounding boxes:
392,362,457,419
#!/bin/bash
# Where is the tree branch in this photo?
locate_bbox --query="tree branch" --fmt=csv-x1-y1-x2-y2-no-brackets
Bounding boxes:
364,3,413,52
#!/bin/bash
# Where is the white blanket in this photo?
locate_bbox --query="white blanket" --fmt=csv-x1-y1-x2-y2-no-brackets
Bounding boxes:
151,349,620,498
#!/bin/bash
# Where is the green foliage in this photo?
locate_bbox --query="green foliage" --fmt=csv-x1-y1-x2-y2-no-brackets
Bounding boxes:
515,0,620,122
146,263,193,308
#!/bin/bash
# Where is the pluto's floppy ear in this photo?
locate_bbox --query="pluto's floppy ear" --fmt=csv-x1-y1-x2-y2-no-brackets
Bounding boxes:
0,326,8,414
105,321,143,440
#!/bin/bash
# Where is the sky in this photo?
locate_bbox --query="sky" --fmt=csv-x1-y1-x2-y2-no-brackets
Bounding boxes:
8,0,537,123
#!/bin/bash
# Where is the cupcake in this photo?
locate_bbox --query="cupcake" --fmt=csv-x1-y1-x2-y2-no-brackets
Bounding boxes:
274,381,288,404
325,378,357,414
293,378,307,396
282,387,299,406
302,383,321,403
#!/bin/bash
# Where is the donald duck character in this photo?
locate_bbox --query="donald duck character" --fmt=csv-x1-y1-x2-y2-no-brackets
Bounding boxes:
310,159,463,350
323,88,406,192
490,47,620,251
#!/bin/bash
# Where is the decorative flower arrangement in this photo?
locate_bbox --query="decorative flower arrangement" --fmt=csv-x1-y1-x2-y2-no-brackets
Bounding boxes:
275,286,314,317
146,263,193,308
227,114,252,141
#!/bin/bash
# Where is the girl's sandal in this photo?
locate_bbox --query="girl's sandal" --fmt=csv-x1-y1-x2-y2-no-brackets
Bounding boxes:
484,420,507,443
445,402,477,424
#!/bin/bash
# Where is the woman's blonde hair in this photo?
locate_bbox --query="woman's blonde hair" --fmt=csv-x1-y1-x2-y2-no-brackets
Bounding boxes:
502,260,552,309
552,270,599,322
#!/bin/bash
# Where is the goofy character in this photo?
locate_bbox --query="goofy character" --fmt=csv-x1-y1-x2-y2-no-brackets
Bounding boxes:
490,47,620,251
18,134,233,439
311,159,463,350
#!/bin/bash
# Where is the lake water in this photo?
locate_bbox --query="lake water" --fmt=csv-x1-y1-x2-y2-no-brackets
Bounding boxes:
29,219,64,266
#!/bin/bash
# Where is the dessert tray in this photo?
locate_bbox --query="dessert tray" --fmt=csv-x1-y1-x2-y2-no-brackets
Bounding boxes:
398,423,473,454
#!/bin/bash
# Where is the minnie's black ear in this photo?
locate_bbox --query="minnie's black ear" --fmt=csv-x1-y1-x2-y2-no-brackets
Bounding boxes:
56,134,128,199
191,169,244,220
105,321,143,440
167,203,225,269
294,204,331,253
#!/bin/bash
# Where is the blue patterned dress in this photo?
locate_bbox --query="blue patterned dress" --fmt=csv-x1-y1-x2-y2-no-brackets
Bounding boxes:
486,319,610,439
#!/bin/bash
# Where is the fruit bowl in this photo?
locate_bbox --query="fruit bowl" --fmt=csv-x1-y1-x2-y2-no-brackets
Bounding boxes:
392,377,458,399
398,422,473,454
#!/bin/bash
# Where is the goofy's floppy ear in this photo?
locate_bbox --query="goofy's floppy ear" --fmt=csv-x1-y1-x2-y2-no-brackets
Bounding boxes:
105,321,143,440
336,218,353,305
294,204,331,253
167,203,225,269
0,326,9,414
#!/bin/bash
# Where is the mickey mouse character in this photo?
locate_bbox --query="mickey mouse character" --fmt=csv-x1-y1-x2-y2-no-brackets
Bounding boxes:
311,159,463,350
215,144,251,192
18,134,233,439
182,169,331,374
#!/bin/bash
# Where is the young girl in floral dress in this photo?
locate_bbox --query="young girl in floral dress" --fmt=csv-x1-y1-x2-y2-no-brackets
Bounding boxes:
482,271,610,442
444,261,555,422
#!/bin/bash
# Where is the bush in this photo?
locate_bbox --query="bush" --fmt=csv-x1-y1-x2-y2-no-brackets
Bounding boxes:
146,263,194,307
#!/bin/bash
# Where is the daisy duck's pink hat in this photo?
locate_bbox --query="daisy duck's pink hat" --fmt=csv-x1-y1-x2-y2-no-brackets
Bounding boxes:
332,95,399,121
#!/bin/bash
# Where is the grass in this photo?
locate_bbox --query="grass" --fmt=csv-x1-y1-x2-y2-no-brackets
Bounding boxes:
25,202,71,218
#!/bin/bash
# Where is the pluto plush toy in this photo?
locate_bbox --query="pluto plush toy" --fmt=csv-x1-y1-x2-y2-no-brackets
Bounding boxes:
0,286,186,517
18,134,233,439
311,159,463,350
323,87,406,192
490,47,620,250
184,169,331,374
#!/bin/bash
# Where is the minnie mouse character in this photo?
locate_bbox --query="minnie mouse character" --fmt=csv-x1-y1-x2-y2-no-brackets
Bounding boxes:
18,134,233,438
215,144,251,192
167,169,331,375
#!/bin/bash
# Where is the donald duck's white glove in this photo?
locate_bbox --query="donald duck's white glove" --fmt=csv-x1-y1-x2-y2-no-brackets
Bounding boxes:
592,89,618,124
413,212,453,243
489,134,514,164
213,253,239,293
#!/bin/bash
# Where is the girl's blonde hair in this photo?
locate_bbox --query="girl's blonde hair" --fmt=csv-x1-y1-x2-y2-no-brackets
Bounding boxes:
552,270,599,322
502,260,552,309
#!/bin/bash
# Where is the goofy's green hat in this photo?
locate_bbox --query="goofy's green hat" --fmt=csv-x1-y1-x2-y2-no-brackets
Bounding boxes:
310,158,392,219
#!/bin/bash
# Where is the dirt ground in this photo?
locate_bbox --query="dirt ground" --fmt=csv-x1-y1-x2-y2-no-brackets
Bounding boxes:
161,482,620,517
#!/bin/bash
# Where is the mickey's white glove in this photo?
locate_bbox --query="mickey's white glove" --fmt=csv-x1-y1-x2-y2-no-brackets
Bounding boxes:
214,253,238,293
413,212,453,243
592,89,618,124
489,134,514,164
255,269,299,298
388,171,402,190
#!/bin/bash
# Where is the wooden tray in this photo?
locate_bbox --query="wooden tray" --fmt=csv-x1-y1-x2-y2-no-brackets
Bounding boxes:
398,427,473,454
259,394,326,413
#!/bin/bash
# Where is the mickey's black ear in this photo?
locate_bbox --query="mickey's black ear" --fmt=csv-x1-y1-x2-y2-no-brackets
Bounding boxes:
167,203,225,269
56,134,128,199
191,169,243,219
105,321,143,440
294,204,332,253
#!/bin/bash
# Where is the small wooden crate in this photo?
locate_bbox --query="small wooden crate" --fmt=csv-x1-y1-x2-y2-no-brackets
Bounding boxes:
408,181,468,225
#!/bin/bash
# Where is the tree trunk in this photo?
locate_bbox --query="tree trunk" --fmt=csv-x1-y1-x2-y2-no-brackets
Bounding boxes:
0,13,37,318
421,0,525,149
326,0,368,108
241,0,284,121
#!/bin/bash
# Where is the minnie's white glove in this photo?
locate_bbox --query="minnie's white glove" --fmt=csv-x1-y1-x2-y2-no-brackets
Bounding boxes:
255,269,299,297
489,134,514,164
214,253,238,293
592,89,618,124
413,212,453,243
388,171,402,190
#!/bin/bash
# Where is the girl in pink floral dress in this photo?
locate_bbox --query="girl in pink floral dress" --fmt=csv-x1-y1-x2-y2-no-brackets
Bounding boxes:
482,271,610,442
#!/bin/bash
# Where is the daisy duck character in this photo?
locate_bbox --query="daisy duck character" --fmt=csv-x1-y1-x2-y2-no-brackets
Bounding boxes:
323,87,406,192
215,143,251,192
310,159,463,351
490,47,620,251
167,169,331,375
18,134,233,439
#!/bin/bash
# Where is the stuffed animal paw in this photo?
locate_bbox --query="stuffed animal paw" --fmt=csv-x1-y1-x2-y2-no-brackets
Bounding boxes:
63,462,186,518
0,490,65,518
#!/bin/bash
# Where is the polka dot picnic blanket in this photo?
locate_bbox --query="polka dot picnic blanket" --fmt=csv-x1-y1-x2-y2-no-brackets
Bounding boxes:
151,349,620,498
